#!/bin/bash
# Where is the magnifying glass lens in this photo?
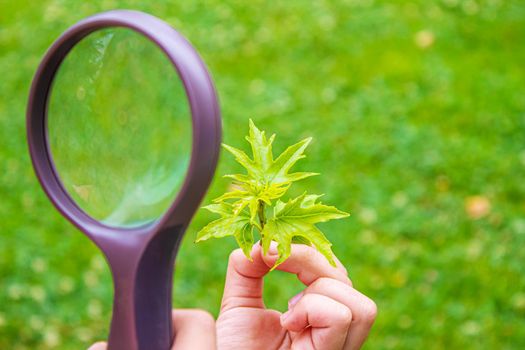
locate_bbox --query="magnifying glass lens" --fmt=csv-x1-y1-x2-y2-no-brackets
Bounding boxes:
47,28,192,228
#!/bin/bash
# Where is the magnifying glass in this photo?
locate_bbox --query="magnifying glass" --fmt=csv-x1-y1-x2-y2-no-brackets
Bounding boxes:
26,10,221,350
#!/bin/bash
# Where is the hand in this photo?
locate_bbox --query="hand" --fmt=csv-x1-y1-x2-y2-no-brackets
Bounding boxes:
88,309,216,350
217,243,377,350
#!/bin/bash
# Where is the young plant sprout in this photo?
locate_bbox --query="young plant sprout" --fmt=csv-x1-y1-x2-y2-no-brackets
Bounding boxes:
196,120,349,268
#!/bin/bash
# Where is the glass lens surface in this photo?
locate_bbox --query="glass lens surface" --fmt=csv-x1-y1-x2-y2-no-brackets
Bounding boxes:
47,27,191,228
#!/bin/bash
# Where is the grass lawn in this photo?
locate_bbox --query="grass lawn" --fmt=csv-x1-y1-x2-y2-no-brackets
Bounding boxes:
1,0,524,349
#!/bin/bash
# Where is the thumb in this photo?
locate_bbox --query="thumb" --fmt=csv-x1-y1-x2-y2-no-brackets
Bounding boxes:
220,243,271,312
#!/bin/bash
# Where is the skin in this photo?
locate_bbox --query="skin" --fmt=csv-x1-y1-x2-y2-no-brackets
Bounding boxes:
90,243,377,350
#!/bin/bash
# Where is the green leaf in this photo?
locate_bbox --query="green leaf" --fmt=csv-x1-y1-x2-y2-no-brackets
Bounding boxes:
261,193,349,269
246,119,275,174
268,137,318,184
291,236,312,245
273,193,348,224
215,120,318,228
213,181,289,227
196,202,254,259
196,119,350,270
222,119,318,188
222,144,261,180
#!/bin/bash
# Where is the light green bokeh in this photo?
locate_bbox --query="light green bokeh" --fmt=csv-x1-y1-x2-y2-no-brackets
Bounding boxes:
47,28,191,227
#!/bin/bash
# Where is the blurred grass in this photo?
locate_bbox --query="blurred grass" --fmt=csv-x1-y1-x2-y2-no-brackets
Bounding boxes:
1,0,524,349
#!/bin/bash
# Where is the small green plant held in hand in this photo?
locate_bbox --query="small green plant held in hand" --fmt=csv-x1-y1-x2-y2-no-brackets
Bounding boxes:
196,120,349,268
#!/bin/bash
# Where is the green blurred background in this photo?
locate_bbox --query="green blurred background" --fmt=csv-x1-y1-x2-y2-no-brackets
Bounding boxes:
1,0,524,349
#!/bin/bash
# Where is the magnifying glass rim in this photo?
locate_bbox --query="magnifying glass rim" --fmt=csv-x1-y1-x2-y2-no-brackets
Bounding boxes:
27,10,221,238
44,24,194,230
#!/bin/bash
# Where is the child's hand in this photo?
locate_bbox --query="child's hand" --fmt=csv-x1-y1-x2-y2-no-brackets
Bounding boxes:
216,242,377,350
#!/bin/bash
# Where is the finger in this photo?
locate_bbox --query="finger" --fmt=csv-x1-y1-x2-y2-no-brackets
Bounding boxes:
171,309,216,350
333,254,351,284
261,242,351,287
281,293,351,350
221,244,271,312
87,342,107,350
305,278,377,350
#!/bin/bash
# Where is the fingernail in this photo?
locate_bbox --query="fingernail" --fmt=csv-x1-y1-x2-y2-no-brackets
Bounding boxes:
281,309,291,322
268,241,278,256
251,241,261,252
288,291,304,308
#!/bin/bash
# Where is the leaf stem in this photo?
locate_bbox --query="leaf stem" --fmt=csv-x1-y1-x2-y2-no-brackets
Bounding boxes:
258,200,266,245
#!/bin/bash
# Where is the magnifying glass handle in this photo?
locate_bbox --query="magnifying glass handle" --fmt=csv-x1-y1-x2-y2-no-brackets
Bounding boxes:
103,226,184,350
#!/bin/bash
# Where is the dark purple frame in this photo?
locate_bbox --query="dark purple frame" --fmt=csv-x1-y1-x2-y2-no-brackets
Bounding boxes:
26,10,221,350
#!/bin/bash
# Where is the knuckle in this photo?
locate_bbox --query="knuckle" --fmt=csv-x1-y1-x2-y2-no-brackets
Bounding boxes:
360,298,378,325
309,276,350,293
310,276,333,290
